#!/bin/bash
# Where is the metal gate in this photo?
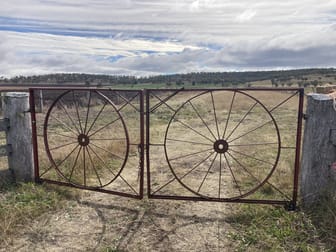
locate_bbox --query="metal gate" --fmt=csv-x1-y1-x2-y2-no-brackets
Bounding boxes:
30,88,144,199
30,87,303,209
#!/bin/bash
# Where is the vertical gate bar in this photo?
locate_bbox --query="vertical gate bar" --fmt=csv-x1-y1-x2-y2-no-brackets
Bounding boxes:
139,90,144,198
29,89,41,183
145,89,151,197
292,88,304,209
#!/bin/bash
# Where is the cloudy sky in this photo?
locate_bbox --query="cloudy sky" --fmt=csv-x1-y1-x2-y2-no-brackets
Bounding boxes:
0,0,336,77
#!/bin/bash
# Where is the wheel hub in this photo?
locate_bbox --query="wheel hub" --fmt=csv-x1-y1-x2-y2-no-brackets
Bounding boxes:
213,139,228,153
78,134,90,146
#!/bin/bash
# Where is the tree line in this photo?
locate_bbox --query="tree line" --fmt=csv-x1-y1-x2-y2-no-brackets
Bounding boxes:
0,68,335,87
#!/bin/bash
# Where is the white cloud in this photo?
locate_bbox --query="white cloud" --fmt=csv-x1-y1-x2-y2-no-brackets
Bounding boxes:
0,0,335,77
235,9,257,22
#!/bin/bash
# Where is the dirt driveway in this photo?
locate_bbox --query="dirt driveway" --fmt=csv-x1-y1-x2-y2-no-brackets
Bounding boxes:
2,190,236,252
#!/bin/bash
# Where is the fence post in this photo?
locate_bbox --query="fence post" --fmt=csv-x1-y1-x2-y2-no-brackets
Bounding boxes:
4,92,34,182
301,93,336,206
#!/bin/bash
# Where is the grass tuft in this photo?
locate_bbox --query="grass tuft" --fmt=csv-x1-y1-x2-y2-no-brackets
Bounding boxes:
0,182,77,245
226,202,335,251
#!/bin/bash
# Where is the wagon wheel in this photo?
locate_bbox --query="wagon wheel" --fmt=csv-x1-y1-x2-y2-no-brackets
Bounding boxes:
164,90,281,200
44,90,129,189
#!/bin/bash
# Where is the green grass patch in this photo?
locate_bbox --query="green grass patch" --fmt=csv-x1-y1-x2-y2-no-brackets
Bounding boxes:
226,202,335,251
0,182,78,244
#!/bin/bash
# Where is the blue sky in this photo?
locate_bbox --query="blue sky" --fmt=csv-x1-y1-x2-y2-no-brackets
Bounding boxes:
0,0,336,77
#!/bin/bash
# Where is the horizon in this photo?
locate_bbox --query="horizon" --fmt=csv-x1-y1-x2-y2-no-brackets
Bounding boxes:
2,67,335,81
1,1,336,77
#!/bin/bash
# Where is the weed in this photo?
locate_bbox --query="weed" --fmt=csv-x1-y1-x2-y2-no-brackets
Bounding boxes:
0,182,76,244
226,204,332,251
305,195,336,249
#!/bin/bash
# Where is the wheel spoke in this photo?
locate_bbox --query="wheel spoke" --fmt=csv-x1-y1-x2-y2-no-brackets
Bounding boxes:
227,152,290,200
90,138,126,141
225,102,258,141
228,119,274,144
222,91,236,139
84,91,92,134
49,141,78,151
88,145,138,195
230,142,278,147
90,142,124,160
69,146,83,181
227,151,259,183
188,100,217,140
153,151,215,195
85,101,108,135
54,144,80,172
218,153,222,198
228,149,274,166
50,114,78,136
210,92,220,139
83,145,86,186
224,153,242,196
72,91,84,133
197,153,218,193
88,117,121,138
59,98,81,134
46,130,77,140
169,147,214,162
166,138,213,146
175,119,214,143
86,146,103,187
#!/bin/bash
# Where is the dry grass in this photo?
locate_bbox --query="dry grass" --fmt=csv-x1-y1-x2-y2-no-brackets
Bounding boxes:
0,182,78,246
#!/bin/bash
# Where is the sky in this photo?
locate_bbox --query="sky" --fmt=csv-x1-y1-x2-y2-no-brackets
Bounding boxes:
0,0,336,77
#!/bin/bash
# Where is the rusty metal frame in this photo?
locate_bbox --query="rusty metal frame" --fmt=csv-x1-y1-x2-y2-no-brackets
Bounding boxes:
30,87,144,199
146,88,304,210
28,86,304,210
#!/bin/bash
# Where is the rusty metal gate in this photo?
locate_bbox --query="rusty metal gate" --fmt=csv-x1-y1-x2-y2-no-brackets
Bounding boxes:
30,87,303,210
30,88,144,199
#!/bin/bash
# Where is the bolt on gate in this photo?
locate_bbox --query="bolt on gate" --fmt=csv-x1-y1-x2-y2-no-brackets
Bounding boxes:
30,87,304,210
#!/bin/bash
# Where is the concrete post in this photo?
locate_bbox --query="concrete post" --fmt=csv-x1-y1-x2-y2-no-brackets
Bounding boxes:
4,92,34,182
301,93,336,206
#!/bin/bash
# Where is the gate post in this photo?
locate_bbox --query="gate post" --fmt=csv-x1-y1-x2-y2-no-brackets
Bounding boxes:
4,92,34,182
301,93,336,206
